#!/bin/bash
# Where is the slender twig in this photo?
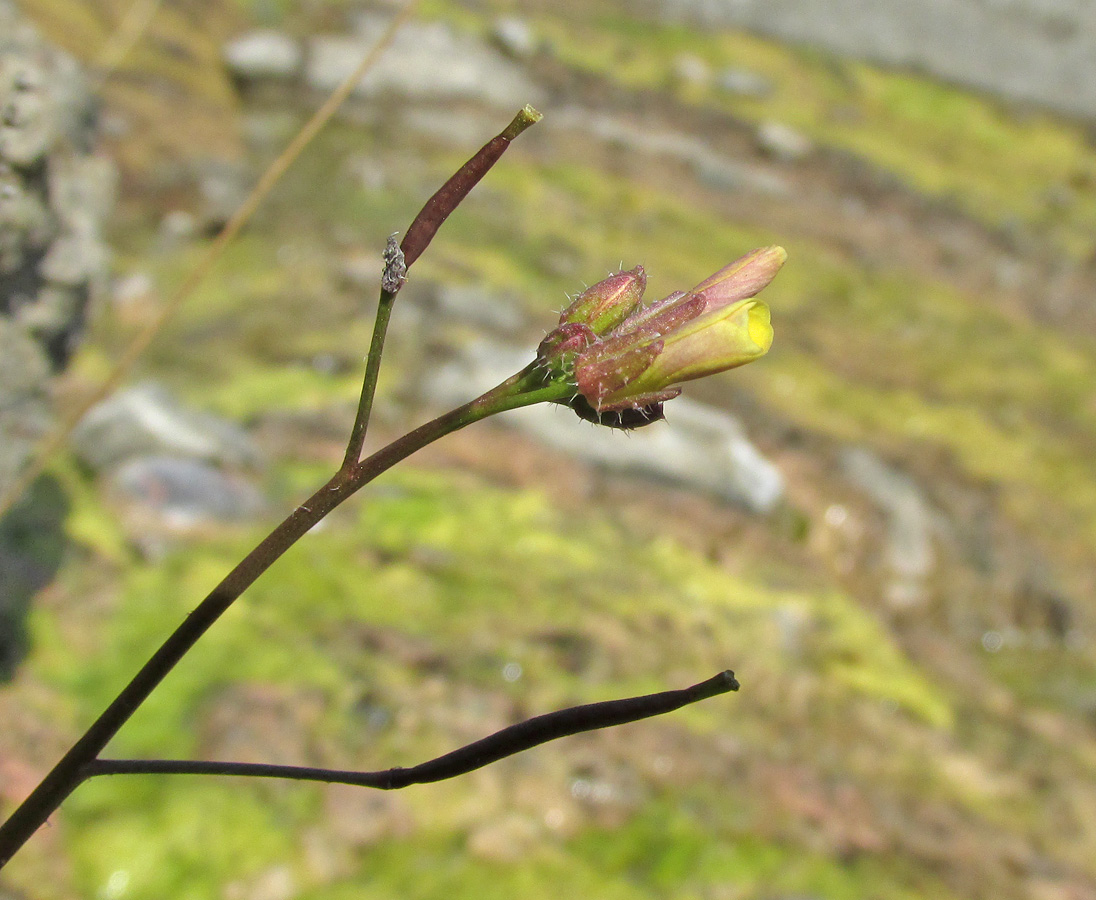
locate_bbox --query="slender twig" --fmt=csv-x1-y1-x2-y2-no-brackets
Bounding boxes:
0,0,420,521
341,283,396,469
342,105,543,469
83,672,738,788
0,367,569,867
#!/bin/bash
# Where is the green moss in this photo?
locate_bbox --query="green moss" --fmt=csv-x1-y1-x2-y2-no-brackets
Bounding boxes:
810,594,953,729
421,0,1096,257
66,779,303,900
298,838,650,900
33,459,955,898
569,800,960,899
755,351,1096,553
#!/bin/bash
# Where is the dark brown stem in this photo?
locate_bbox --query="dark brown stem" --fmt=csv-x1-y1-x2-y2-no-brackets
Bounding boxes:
0,367,566,868
84,671,739,789
342,105,541,469
0,105,548,864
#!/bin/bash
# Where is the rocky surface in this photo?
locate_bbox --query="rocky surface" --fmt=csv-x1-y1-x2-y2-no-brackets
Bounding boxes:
305,17,544,109
0,474,66,679
549,107,789,196
841,447,936,608
71,382,260,473
0,3,113,497
69,383,265,546
421,339,785,513
108,454,265,529
0,2,113,666
655,0,1096,121
223,30,303,83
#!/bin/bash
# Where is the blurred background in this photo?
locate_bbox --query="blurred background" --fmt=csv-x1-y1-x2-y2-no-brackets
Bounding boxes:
2,0,1096,897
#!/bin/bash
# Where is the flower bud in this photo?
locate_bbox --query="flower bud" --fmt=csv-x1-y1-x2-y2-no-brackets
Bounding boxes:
568,247,784,414
559,266,646,335
536,321,596,378
619,298,773,398
691,246,787,313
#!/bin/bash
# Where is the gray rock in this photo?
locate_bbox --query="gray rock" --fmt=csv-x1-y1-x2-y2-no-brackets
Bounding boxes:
223,30,302,81
717,67,774,98
430,282,526,334
159,208,198,245
47,152,116,233
0,24,89,168
108,455,266,531
693,155,789,196
756,120,813,162
0,8,113,371
110,270,155,309
0,473,68,680
671,53,711,87
841,447,935,607
0,166,46,273
39,233,102,287
0,320,51,495
71,382,261,473
656,0,1096,122
399,107,511,149
0,65,59,167
306,18,543,108
492,17,538,59
15,284,83,352
421,340,784,512
195,158,251,231
551,107,789,196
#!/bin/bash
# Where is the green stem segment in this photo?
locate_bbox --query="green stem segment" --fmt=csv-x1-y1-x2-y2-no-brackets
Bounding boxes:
343,286,397,468
343,105,541,468
0,366,569,868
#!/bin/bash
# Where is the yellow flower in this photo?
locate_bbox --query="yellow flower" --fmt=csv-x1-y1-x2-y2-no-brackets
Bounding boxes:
572,247,784,415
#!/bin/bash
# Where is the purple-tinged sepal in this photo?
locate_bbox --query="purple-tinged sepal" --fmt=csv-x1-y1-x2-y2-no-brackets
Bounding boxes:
559,266,646,335
565,246,785,417
537,322,597,379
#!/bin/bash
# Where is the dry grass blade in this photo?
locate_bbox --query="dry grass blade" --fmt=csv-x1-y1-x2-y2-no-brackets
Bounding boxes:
92,0,165,87
0,0,421,519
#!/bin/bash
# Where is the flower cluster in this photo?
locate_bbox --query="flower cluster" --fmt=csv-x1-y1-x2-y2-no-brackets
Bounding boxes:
538,246,785,428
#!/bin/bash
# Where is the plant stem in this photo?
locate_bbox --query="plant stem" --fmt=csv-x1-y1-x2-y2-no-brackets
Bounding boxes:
0,366,567,868
400,105,541,269
83,671,739,789
343,286,397,468
343,105,542,468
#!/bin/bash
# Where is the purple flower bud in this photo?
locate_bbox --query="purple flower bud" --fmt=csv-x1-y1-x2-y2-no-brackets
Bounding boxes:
559,266,646,335
537,322,597,378
567,247,785,415
691,246,787,313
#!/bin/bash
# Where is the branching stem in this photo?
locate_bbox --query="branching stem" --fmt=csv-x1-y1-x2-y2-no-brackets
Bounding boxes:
83,671,739,789
0,105,741,877
0,364,565,867
342,105,542,468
